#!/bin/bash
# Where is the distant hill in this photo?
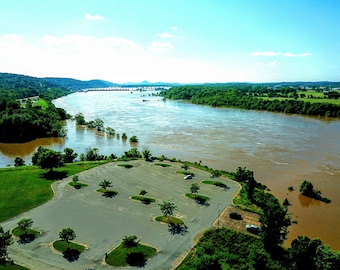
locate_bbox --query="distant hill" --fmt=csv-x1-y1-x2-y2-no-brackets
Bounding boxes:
43,77,119,90
121,80,181,87
0,73,72,100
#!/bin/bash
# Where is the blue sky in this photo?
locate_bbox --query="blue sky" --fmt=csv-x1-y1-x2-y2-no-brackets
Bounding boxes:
0,0,339,83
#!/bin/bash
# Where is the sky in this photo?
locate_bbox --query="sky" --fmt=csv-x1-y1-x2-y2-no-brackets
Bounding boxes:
0,0,339,83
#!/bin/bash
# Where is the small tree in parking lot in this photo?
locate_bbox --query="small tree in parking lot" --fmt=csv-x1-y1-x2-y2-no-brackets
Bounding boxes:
190,183,200,196
59,228,76,248
99,179,113,190
122,235,140,249
158,199,178,219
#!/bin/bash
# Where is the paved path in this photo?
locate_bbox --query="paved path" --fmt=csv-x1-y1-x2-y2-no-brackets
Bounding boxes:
2,161,240,270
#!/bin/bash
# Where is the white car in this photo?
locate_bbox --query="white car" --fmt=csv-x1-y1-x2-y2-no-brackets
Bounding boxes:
246,224,261,233
184,175,193,180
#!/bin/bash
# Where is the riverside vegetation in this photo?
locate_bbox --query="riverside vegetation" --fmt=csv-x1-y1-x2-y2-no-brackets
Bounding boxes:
160,84,340,117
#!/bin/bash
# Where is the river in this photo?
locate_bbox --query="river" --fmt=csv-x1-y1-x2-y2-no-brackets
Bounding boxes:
0,90,339,250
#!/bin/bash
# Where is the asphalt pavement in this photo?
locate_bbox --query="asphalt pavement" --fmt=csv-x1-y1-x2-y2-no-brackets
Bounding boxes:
1,160,240,270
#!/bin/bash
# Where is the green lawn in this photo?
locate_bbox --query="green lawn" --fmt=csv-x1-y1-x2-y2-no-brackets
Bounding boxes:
12,227,41,238
34,98,49,110
261,96,340,105
53,240,86,253
0,161,108,222
131,195,155,204
155,216,184,225
0,263,29,270
185,193,210,202
106,242,157,266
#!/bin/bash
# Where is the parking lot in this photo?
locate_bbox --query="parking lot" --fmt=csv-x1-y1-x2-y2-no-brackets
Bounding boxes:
2,160,240,270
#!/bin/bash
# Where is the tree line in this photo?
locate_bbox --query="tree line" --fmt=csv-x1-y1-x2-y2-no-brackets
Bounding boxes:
0,98,67,143
0,73,73,101
160,85,340,117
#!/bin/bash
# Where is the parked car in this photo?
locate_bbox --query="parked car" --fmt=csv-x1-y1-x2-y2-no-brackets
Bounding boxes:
229,212,242,220
184,175,193,180
246,224,261,234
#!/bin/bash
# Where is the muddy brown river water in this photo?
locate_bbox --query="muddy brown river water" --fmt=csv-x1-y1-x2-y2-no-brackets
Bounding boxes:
0,91,339,250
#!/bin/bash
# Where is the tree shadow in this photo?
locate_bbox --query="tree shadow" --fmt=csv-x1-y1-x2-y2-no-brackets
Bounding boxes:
214,183,230,190
40,170,68,180
63,248,80,262
126,252,147,267
195,197,210,206
168,222,188,235
17,233,36,244
102,190,118,198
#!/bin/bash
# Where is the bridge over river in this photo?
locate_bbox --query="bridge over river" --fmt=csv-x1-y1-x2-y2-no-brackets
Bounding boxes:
82,86,170,92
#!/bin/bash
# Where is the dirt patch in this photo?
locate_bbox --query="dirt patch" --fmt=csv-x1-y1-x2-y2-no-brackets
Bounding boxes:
213,206,260,235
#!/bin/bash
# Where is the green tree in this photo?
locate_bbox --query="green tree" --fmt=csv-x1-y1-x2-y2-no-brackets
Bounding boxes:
158,199,178,218
63,147,78,163
59,228,76,248
72,175,79,184
142,148,152,161
181,163,189,171
35,148,65,172
31,146,46,165
14,157,25,167
99,179,113,190
80,147,105,161
314,244,340,270
129,135,138,143
235,167,256,201
122,132,128,140
94,118,104,131
259,194,291,250
122,235,140,249
0,225,12,263
17,218,33,235
190,183,200,195
290,235,323,270
106,126,115,136
299,180,319,198
122,148,142,159
74,113,86,125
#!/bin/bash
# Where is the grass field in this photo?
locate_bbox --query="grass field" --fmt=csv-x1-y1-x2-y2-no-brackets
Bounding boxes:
33,98,49,110
0,161,108,222
106,242,157,266
261,91,340,105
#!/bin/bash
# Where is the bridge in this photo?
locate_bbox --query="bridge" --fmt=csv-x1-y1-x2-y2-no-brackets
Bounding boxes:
81,86,170,92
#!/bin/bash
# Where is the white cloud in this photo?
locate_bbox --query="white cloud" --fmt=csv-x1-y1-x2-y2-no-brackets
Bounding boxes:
149,41,174,51
251,51,281,57
284,52,311,57
171,26,178,31
156,32,174,38
85,13,104,20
